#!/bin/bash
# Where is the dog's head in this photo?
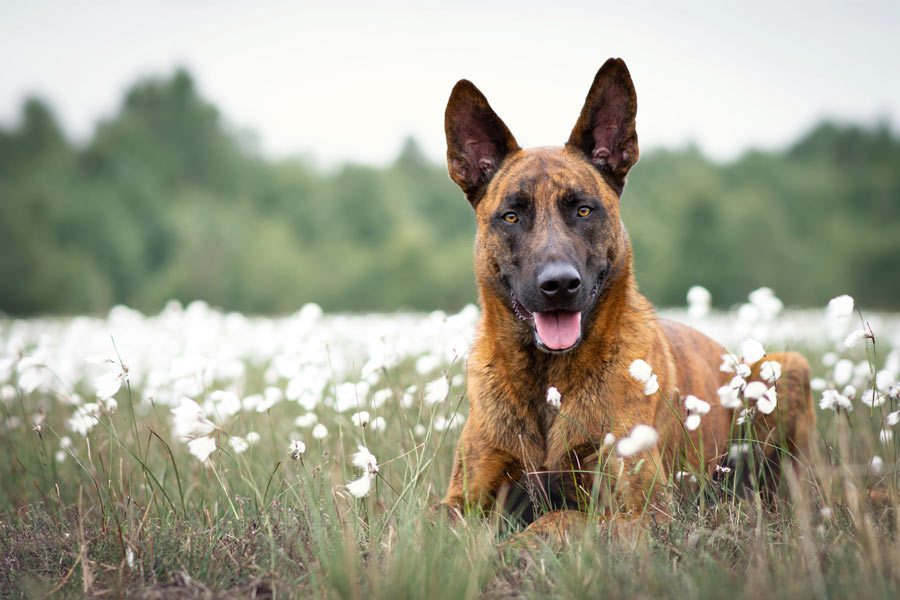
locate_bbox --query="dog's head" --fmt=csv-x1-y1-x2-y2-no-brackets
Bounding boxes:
445,58,639,353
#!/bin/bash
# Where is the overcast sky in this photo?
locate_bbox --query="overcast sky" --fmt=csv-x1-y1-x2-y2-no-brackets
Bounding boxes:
2,1,898,167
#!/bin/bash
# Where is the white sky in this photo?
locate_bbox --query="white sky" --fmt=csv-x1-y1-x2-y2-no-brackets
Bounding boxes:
1,0,898,167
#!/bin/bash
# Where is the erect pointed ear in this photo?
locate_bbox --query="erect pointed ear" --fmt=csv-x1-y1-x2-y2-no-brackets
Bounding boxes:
445,80,520,208
566,58,639,195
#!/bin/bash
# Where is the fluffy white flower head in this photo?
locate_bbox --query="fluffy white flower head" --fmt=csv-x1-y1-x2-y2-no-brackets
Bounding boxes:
684,395,710,415
740,339,766,364
546,386,561,409
289,439,306,460
347,445,379,498
616,424,659,457
759,360,782,383
843,329,869,349
171,397,216,438
628,359,653,384
311,423,328,440
757,386,777,415
827,295,855,319
187,436,216,462
424,375,450,405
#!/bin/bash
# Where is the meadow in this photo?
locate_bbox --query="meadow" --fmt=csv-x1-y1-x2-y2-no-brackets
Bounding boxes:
1,288,899,599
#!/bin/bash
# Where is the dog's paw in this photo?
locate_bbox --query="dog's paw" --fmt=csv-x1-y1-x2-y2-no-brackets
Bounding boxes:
429,502,464,525
498,509,589,554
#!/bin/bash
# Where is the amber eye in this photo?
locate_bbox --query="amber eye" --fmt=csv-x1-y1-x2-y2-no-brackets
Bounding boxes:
503,212,518,223
577,206,592,217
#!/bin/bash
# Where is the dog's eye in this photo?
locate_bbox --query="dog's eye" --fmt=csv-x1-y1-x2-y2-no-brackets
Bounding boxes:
577,206,592,217
503,212,518,224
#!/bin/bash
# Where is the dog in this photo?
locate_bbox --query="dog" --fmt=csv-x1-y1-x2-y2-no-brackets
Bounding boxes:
438,58,816,541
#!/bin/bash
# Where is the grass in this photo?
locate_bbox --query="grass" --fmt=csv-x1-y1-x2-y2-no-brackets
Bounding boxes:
0,309,898,599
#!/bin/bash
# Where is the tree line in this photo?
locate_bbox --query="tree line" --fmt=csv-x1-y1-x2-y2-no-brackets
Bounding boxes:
1,70,898,315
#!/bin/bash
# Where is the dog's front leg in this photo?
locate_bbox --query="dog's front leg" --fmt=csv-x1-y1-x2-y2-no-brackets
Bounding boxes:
503,446,670,550
439,428,525,515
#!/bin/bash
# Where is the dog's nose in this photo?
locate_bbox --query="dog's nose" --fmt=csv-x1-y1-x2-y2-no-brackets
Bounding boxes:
538,263,581,299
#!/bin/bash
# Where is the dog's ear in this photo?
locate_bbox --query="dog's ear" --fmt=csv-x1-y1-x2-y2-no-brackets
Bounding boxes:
567,58,639,195
445,80,519,208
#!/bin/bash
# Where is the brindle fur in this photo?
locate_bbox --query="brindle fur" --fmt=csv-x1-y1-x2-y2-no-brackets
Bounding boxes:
439,58,816,540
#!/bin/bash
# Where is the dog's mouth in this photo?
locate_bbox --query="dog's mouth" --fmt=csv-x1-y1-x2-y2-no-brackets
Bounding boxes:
511,284,600,352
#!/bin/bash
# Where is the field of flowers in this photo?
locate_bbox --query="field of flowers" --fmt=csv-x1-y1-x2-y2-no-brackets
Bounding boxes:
1,288,899,598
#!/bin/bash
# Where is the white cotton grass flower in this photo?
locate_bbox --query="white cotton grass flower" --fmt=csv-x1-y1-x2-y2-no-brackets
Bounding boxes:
685,414,702,431
686,285,711,319
875,370,895,393
819,389,852,412
93,368,125,400
684,394,711,415
879,429,893,444
424,375,450,404
67,403,101,436
719,354,737,373
415,354,441,375
602,433,616,447
246,431,261,446
311,423,328,440
434,414,465,431
229,436,249,454
187,436,216,462
289,439,306,460
684,394,710,431
351,411,371,427
843,329,870,349
371,416,387,432
208,389,241,418
748,287,784,320
171,397,216,438
759,361,782,383
860,389,885,408
869,455,884,475
628,359,659,395
546,386,561,409
887,411,900,427
718,374,748,410
827,295,855,319
294,412,318,428
729,443,751,461
370,388,393,409
629,359,653,383
889,384,900,400
833,359,854,386
756,386,777,415
740,339,766,364
616,424,659,458
743,381,768,400
717,384,742,410
16,356,46,395
346,445,379,498
821,352,839,367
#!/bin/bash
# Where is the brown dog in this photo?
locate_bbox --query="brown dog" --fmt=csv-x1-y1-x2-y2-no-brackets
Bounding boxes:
439,58,816,538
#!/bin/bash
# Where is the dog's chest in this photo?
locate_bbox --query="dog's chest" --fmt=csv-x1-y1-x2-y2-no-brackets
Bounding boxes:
537,377,611,451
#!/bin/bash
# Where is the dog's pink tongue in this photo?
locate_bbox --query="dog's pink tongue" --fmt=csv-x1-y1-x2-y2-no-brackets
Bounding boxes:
533,311,582,350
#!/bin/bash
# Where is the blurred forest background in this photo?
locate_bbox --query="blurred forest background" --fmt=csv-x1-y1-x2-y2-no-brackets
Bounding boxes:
1,70,898,316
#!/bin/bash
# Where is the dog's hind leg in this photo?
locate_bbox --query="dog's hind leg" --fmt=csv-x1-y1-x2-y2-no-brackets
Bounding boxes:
732,351,816,493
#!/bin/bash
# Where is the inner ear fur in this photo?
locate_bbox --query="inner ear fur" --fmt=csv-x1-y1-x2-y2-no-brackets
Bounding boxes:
445,80,519,208
566,58,639,195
